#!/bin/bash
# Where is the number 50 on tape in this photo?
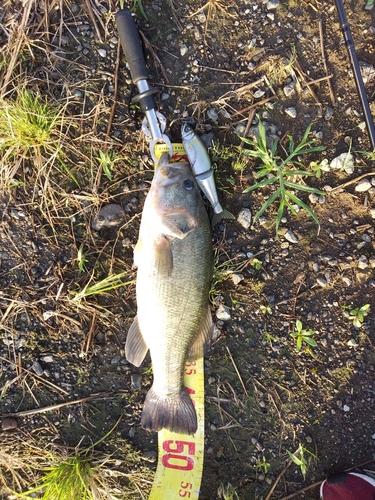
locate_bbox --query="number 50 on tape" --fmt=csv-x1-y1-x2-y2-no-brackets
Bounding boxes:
148,357,205,499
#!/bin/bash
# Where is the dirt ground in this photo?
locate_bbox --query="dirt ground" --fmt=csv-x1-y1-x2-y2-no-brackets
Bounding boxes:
0,0,375,499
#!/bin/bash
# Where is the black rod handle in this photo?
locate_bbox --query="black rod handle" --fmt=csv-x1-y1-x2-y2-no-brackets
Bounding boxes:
334,0,375,150
115,9,148,84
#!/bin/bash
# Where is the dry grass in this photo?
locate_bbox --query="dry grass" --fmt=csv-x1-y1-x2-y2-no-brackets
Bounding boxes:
0,1,150,497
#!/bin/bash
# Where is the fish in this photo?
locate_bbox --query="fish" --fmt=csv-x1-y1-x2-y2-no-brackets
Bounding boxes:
181,122,235,226
126,152,213,434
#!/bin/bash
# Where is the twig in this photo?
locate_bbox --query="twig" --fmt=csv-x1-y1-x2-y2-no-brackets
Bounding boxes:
319,18,335,105
0,392,113,418
103,38,121,150
329,171,375,193
139,31,170,85
84,0,103,42
304,74,333,86
289,52,321,106
265,459,293,500
240,107,256,148
231,95,277,119
1,0,33,92
225,346,249,397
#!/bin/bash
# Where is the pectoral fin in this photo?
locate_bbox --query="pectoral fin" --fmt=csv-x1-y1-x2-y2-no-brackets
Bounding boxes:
125,315,148,367
154,235,173,277
187,305,213,360
133,238,142,267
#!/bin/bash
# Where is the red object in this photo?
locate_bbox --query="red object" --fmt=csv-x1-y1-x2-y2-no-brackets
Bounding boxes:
320,472,375,500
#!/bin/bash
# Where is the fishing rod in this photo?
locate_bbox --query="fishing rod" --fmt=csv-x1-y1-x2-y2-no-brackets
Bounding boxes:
333,0,375,150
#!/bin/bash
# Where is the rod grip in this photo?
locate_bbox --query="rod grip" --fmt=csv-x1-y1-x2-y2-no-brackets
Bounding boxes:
115,9,148,84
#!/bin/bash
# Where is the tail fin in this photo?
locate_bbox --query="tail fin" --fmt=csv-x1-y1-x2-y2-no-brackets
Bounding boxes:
141,386,197,434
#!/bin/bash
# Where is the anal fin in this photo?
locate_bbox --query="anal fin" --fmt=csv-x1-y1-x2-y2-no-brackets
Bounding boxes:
125,315,148,367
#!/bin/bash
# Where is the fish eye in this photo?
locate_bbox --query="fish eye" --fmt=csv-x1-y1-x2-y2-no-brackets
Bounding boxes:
183,179,194,190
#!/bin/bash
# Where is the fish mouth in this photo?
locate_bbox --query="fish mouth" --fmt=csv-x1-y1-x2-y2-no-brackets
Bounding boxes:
158,163,189,188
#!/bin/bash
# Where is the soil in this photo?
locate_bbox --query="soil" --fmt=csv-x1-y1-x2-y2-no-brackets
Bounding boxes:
0,0,375,499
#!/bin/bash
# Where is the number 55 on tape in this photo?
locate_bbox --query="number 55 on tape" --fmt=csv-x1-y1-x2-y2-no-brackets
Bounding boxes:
149,358,205,499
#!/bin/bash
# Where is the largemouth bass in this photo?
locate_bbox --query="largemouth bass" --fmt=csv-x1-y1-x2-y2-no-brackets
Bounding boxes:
126,153,213,434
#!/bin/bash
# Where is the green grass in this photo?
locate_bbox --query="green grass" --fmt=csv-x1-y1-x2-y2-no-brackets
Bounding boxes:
241,118,326,234
71,272,134,302
0,87,73,184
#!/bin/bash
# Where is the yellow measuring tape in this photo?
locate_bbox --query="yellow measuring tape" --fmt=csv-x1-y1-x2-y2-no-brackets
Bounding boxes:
149,143,205,500
148,358,205,500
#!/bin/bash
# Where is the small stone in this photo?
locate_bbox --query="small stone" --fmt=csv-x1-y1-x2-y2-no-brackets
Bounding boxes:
284,229,298,243
330,152,355,174
253,88,265,99
317,275,327,287
32,361,44,376
371,208,375,219
283,81,295,97
357,255,368,269
207,108,218,122
131,374,142,391
41,355,54,363
362,234,372,243
355,179,372,192
230,273,244,285
143,451,157,463
325,107,334,120
347,338,358,348
237,208,252,229
267,0,279,9
91,204,125,230
10,208,20,219
285,107,297,118
180,44,188,56
259,400,266,408
343,405,350,412
309,193,320,204
1,418,17,431
60,35,69,46
342,277,351,286
97,48,107,58
216,304,231,321
111,355,121,365
234,123,246,136
359,61,375,84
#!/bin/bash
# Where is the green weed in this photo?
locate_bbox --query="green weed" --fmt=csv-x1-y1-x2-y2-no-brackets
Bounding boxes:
131,0,148,20
260,304,272,315
256,455,271,474
71,272,134,302
348,304,370,328
77,245,89,273
290,319,317,352
287,444,317,479
218,482,239,500
242,119,325,234
309,158,329,179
